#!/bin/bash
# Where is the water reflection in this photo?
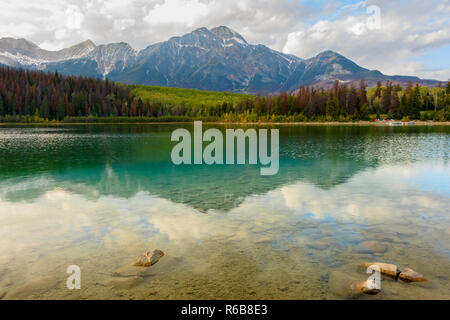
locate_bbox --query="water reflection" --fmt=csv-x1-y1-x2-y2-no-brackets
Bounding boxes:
0,162,449,299
0,125,448,211
0,125,449,299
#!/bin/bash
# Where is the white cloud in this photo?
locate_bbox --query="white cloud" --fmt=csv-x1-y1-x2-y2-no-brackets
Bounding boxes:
282,0,450,80
144,0,210,26
0,0,448,79
66,5,84,29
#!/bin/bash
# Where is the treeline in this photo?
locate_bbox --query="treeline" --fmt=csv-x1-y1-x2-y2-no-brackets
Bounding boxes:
0,67,449,123
226,80,449,122
0,67,131,121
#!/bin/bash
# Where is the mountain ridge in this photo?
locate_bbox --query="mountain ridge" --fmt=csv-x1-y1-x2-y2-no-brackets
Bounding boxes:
0,26,441,93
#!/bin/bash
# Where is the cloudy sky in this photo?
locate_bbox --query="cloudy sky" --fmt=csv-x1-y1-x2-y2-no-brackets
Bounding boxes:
0,0,449,80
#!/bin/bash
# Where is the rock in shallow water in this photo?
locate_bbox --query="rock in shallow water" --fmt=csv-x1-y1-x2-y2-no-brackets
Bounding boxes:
359,262,399,279
399,268,428,283
111,249,166,278
133,249,165,267
356,241,388,254
329,271,380,299
359,263,427,283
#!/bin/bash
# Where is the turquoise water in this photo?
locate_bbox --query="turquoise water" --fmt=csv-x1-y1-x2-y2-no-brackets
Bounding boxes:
0,124,449,299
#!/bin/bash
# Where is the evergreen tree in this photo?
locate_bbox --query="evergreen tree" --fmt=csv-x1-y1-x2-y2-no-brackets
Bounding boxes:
56,98,65,120
408,85,421,119
41,96,49,119
8,91,15,115
381,82,392,113
0,94,4,116
137,98,144,116
326,96,339,119
397,93,408,119
389,88,400,116
360,103,370,120
359,80,368,107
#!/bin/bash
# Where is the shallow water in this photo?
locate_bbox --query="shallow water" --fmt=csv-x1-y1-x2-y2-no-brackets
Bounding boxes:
0,124,449,300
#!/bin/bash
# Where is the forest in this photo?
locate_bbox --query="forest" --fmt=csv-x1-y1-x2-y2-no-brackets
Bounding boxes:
0,67,449,123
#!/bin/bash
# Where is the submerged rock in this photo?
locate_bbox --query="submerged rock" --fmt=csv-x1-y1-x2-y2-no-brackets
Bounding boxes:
133,249,165,267
111,249,166,278
359,262,428,283
359,262,399,279
329,271,380,299
399,268,428,283
356,241,388,254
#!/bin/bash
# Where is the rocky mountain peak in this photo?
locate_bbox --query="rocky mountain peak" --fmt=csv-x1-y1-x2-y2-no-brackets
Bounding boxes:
0,37,40,55
58,40,96,59
168,26,248,49
94,42,134,52
168,27,221,49
192,27,210,34
210,26,248,45
312,50,344,61
74,40,96,51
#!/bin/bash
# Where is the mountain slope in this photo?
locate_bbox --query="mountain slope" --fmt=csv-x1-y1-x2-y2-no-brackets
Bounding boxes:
0,38,95,67
116,27,303,93
0,27,440,93
43,42,138,78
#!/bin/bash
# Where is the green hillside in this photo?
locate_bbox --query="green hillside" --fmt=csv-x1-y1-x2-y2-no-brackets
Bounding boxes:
130,84,254,109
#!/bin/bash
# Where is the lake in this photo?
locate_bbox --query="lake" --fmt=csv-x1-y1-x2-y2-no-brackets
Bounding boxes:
0,124,449,299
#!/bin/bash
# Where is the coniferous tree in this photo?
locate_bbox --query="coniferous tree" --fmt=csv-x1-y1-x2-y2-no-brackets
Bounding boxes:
41,96,49,119
360,103,370,120
397,93,408,119
408,85,421,118
7,91,15,115
137,98,144,116
0,94,4,116
326,96,339,119
389,86,400,117
381,81,392,113
56,98,65,120
359,80,368,108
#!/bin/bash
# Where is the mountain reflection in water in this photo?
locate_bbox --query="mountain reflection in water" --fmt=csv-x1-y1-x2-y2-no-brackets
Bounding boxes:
0,124,448,299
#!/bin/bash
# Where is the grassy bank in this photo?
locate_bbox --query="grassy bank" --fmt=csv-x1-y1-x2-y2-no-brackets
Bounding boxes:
1,111,449,125
0,115,448,126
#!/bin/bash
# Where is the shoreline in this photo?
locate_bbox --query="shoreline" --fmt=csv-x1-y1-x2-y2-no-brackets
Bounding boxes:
0,121,449,126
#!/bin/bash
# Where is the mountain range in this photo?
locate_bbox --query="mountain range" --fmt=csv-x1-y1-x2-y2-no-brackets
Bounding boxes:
0,26,440,94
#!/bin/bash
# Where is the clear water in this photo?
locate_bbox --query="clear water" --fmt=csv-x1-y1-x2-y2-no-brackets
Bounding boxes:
0,124,449,300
